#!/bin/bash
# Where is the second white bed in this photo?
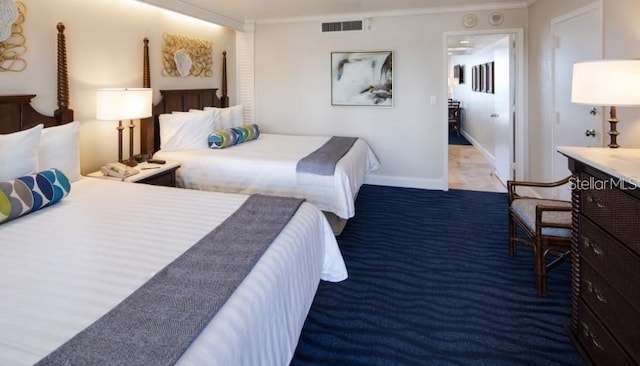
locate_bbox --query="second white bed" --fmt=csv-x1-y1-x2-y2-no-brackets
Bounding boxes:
154,133,380,219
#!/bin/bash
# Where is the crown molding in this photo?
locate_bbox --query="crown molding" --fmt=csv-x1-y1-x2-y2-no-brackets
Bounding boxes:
133,0,245,30
257,1,529,25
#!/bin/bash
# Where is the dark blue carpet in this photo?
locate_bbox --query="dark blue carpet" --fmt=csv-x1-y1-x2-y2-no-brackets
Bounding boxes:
449,129,472,145
291,185,583,366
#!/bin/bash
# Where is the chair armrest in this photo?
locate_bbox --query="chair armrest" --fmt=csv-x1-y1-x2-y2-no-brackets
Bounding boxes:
508,176,572,202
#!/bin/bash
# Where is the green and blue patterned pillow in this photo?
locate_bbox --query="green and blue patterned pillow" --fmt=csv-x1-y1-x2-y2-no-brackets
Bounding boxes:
0,168,71,225
208,124,260,149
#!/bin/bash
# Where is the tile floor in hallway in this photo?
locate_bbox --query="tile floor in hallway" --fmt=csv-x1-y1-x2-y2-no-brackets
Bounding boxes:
448,144,506,193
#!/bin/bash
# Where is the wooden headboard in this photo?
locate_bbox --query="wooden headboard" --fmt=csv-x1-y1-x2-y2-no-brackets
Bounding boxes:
0,23,74,134
139,38,229,155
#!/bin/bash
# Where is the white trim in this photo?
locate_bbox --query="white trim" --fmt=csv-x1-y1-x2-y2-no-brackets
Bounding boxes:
549,1,603,185
365,175,446,190
550,1,601,25
257,1,528,25
463,131,496,165
442,28,526,190
133,0,245,30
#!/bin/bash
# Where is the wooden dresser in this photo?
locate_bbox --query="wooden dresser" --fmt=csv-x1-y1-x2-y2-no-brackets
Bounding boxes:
558,147,640,366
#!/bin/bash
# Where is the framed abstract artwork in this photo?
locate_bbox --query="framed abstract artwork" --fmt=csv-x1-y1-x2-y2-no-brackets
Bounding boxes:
331,51,393,106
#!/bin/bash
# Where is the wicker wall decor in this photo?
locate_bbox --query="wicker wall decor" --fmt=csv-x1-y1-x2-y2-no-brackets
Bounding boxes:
161,32,212,77
0,1,26,72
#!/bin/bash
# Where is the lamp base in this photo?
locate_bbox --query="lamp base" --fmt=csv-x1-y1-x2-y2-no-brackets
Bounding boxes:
607,106,619,149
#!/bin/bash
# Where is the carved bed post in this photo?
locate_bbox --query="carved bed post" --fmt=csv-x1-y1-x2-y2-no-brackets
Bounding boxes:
140,37,154,155
143,38,150,88
221,51,229,107
55,22,73,122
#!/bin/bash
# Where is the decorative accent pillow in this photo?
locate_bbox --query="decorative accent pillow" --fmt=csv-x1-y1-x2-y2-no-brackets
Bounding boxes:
39,121,81,182
0,124,43,181
208,124,260,149
0,168,71,225
159,110,215,151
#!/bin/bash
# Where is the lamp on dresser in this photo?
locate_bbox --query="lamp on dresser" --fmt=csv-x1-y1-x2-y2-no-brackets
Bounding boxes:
571,60,640,148
96,88,153,166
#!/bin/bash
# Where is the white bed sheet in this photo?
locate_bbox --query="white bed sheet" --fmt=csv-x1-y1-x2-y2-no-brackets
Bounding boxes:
0,178,347,366
154,133,380,219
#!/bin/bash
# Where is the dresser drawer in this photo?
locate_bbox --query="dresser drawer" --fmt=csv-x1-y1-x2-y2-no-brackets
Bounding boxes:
580,216,640,308
580,173,640,253
577,302,636,366
581,262,640,363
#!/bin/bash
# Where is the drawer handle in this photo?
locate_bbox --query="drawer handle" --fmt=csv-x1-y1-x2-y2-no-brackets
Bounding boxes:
580,321,605,351
584,279,607,304
583,236,604,256
586,195,605,209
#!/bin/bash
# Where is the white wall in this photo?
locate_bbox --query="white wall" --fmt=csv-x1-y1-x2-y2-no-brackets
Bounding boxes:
254,9,528,189
527,0,640,182
3,0,235,173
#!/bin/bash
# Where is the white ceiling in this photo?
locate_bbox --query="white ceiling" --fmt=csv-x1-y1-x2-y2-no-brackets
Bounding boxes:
138,0,538,29
448,34,508,55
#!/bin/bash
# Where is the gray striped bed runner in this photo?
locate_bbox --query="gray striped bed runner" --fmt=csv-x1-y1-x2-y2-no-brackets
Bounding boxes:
36,194,305,366
296,136,358,176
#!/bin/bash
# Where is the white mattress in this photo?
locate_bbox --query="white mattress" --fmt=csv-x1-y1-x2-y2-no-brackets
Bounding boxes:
154,133,380,219
0,178,347,366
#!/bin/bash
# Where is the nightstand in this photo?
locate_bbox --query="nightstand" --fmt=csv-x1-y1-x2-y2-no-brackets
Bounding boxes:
86,161,180,187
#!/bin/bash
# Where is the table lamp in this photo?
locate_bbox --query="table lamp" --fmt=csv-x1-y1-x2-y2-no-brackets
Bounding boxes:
96,88,153,165
571,60,640,148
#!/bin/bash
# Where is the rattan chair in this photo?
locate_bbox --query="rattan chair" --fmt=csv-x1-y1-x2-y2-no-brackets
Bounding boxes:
508,176,573,296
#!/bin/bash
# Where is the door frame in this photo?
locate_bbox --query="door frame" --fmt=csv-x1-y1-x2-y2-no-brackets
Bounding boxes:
550,1,603,186
442,28,526,189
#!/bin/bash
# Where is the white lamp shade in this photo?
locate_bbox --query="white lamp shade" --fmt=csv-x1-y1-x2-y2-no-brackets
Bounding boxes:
96,88,153,120
571,60,640,106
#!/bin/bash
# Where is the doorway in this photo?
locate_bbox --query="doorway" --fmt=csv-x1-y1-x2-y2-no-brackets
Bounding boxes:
551,2,602,199
443,29,525,191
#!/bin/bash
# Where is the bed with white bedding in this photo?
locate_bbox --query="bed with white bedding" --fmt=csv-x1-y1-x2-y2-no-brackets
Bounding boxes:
0,28,347,364
0,178,346,366
139,46,379,222
154,133,380,219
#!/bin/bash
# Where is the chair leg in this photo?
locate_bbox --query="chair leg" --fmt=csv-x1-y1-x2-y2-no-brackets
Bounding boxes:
508,214,517,256
534,238,547,297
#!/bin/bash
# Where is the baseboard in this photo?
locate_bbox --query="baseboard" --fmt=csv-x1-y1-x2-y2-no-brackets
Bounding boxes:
364,174,446,190
462,131,495,165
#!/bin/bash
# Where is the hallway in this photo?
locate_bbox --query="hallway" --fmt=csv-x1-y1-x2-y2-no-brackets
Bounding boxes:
448,145,506,192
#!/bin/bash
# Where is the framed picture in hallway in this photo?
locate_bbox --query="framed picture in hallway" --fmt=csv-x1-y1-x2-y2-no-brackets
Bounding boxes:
331,51,393,107
472,65,479,91
485,61,494,94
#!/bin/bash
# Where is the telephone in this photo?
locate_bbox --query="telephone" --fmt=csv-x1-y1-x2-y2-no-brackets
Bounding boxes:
101,162,139,179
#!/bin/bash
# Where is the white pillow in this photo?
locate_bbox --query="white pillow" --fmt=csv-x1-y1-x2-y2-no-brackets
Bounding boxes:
159,110,215,151
0,124,43,180
216,105,244,129
203,107,224,130
39,121,81,182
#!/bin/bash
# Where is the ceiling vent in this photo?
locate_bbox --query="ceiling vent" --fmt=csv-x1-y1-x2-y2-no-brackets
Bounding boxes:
321,20,363,32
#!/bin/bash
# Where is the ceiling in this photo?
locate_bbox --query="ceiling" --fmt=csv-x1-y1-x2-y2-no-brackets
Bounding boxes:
138,0,539,29
447,34,508,55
